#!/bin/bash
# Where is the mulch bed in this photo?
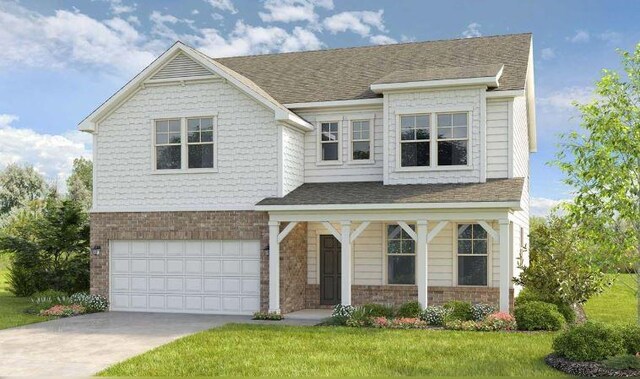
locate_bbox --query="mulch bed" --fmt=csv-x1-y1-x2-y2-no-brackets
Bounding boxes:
546,354,640,377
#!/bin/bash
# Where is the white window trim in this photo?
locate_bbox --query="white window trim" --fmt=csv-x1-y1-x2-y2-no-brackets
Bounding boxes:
383,222,417,286
435,112,471,167
394,106,474,172
316,120,343,166
348,118,375,165
151,114,218,174
452,222,492,287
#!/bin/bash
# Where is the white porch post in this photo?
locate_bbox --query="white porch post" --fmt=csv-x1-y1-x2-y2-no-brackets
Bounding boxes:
416,220,428,308
340,221,352,305
499,219,511,312
268,220,280,313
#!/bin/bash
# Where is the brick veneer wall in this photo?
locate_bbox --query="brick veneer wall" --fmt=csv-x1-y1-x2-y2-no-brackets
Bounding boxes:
278,222,308,314
306,284,514,310
90,211,269,299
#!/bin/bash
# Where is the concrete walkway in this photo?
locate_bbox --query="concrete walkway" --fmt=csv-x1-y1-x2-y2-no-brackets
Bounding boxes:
0,311,318,376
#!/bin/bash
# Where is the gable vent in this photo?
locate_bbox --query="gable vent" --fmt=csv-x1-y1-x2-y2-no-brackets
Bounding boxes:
149,53,214,81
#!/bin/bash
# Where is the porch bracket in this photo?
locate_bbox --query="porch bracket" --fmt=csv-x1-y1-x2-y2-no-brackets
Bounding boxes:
478,220,500,242
277,222,298,243
427,221,449,243
397,221,417,241
350,221,371,243
321,222,342,241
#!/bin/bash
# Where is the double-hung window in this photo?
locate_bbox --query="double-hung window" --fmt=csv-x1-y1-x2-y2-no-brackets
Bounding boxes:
187,117,214,169
387,224,416,284
154,116,215,171
155,119,182,170
436,112,468,166
457,224,488,286
351,120,372,161
320,122,339,161
400,114,430,167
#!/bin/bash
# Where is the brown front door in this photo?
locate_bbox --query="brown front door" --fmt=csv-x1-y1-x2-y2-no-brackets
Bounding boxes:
320,235,341,305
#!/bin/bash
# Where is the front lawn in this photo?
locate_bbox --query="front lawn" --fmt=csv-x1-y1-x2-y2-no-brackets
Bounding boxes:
0,255,52,329
100,324,562,377
584,273,637,325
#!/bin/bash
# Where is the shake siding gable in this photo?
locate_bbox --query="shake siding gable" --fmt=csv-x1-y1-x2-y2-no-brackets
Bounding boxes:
281,124,305,195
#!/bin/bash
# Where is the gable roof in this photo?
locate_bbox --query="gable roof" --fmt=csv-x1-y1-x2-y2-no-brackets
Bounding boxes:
216,33,532,104
372,64,504,86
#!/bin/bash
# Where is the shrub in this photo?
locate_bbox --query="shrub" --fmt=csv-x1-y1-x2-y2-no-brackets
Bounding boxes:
331,304,355,325
395,301,422,318
28,290,70,313
620,324,640,354
445,312,516,332
421,306,450,326
443,300,474,322
372,317,427,329
603,354,640,370
345,307,373,327
471,303,496,321
515,288,576,324
252,311,283,320
361,303,394,318
444,320,479,331
554,302,576,324
553,322,625,362
69,292,109,313
40,304,85,317
514,301,565,331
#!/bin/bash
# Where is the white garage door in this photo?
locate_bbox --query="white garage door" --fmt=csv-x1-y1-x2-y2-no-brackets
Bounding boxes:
109,240,260,315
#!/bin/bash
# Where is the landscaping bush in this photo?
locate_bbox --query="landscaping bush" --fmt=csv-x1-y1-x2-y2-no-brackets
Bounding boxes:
331,304,355,325
28,289,70,313
395,301,422,318
372,317,427,329
514,301,565,331
552,322,625,361
40,304,85,317
515,288,576,324
445,312,517,332
603,354,640,370
345,307,373,327
361,303,394,318
69,292,109,313
252,311,283,320
443,300,474,322
620,324,640,354
471,303,496,321
421,306,450,326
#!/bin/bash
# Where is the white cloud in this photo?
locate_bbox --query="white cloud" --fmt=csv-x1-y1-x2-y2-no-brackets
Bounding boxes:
323,10,386,37
259,0,334,25
462,22,482,38
568,30,590,43
191,9,200,15
0,114,91,188
370,34,396,45
541,47,555,60
538,86,594,111
598,30,623,46
108,0,136,15
211,13,224,21
204,0,237,14
530,197,567,217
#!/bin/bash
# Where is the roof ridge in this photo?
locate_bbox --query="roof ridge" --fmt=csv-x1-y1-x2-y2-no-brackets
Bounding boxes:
213,32,532,61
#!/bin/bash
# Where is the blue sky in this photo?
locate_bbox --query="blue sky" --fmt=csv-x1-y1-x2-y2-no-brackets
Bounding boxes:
1,0,638,215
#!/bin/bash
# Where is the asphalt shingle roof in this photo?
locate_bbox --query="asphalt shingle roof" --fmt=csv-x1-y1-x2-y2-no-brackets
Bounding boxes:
372,64,504,86
257,178,524,206
215,33,531,104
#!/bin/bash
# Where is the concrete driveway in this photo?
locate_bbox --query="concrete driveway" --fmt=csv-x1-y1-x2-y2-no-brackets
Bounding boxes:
0,311,318,376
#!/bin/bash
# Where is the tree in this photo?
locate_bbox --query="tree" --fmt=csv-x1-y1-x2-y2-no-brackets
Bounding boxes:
0,163,48,216
554,43,640,323
66,158,92,209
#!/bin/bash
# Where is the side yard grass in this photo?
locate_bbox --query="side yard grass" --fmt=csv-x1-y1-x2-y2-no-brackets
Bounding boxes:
0,255,52,329
100,324,563,377
584,273,637,325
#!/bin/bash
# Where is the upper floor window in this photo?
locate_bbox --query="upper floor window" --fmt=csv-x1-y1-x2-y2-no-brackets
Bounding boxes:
387,224,415,285
437,113,468,166
351,120,372,161
400,114,430,167
154,116,216,171
320,121,339,161
155,119,181,170
457,224,488,286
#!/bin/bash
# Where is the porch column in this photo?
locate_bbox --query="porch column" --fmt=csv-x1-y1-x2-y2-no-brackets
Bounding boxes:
340,221,352,305
268,220,280,313
499,219,511,312
416,220,428,308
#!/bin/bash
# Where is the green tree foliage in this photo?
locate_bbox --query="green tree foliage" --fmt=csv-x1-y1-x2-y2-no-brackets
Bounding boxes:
0,195,89,296
66,158,92,209
0,163,48,216
554,44,640,323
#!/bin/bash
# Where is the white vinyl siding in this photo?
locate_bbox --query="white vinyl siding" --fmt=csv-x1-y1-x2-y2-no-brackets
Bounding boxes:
512,96,529,178
486,100,509,178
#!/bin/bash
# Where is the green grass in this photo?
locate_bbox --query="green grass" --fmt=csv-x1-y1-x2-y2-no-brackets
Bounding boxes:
100,324,564,377
584,273,638,325
0,255,51,330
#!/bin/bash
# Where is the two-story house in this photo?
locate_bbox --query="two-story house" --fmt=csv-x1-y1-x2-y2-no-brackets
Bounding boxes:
80,33,535,316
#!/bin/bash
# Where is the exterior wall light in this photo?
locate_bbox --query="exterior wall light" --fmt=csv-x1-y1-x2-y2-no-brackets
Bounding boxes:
91,245,101,256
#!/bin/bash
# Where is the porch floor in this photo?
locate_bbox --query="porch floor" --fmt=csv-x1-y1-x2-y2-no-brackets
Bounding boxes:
285,309,333,322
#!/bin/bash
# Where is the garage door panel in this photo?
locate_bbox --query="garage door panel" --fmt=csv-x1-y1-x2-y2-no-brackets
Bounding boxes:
110,239,259,314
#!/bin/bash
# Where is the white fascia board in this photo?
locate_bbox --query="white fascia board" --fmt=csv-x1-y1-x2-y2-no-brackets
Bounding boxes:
275,109,313,131
370,76,501,94
485,90,525,98
284,98,384,109
255,201,522,212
